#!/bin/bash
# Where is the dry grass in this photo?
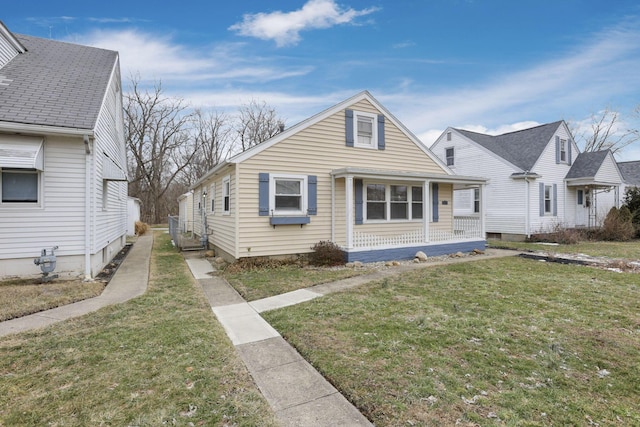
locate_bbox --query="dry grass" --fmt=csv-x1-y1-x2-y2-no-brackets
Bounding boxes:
0,231,277,426
0,277,105,321
264,256,640,426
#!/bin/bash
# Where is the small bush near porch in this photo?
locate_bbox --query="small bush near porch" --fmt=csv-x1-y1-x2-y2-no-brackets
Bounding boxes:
263,256,640,426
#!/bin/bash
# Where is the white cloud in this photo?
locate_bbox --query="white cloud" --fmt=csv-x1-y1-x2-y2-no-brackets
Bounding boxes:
78,29,313,84
229,0,380,47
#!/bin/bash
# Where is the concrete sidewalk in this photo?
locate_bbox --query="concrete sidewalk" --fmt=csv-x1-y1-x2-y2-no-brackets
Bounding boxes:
185,256,373,426
0,234,153,338
186,248,519,426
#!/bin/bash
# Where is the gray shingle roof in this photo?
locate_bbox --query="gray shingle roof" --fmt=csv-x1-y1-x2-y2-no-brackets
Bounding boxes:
0,33,117,130
455,121,563,171
565,150,609,179
617,160,640,186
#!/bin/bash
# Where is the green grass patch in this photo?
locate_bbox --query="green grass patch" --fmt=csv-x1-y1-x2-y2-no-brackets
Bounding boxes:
264,257,640,426
489,239,640,259
0,231,277,426
223,264,370,301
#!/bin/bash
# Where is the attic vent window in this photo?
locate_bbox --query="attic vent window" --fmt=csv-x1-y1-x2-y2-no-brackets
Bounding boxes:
447,131,452,141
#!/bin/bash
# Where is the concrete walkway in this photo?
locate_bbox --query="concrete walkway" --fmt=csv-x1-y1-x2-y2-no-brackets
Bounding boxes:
0,234,153,338
185,248,519,426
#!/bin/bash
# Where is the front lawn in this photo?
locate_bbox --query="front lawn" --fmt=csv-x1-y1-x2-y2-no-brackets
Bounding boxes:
223,264,372,301
264,256,640,426
488,239,640,259
0,231,277,426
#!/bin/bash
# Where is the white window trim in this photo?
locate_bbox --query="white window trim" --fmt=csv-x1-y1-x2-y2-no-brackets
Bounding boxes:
559,139,567,163
0,168,43,208
363,181,423,223
445,147,455,167
544,185,552,214
222,175,231,215
269,173,308,216
353,111,378,149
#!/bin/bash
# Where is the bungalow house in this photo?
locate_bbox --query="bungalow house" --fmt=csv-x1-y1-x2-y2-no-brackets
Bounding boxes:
432,121,622,240
617,160,640,204
0,22,127,279
188,91,487,263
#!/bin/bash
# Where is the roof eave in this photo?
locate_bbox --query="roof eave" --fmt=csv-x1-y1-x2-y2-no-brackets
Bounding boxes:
0,121,94,137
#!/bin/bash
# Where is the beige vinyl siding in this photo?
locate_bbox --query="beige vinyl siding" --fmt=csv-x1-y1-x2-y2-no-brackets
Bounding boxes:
0,136,86,259
237,99,448,258
194,172,236,258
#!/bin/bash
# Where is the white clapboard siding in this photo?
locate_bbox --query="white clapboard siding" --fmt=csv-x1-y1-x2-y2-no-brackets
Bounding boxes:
0,136,86,258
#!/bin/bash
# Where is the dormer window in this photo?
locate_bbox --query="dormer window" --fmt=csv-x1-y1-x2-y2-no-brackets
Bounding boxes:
354,112,378,149
345,109,385,150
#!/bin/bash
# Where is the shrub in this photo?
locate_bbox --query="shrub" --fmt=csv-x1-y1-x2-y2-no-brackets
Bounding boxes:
135,221,149,235
224,256,300,273
599,206,635,241
528,223,582,244
308,241,345,267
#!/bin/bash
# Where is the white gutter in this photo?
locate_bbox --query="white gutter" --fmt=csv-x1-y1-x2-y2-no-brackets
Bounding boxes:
0,121,94,137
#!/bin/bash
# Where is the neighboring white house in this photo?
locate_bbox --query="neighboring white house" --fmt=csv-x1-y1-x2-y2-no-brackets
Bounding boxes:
177,191,194,233
127,197,141,236
617,160,640,205
0,22,128,279
189,91,487,263
432,121,622,240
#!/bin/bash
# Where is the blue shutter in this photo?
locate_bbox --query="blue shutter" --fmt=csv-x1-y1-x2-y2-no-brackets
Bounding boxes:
258,173,269,216
555,136,560,164
432,183,439,222
377,114,385,150
307,175,317,215
539,182,545,216
355,179,363,225
553,184,558,216
568,141,572,165
345,109,354,147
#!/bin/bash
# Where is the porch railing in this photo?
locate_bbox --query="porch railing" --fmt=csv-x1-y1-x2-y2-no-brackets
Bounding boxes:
352,216,483,248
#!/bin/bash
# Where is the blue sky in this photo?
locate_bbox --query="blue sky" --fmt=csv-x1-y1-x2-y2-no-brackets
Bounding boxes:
4,1,640,159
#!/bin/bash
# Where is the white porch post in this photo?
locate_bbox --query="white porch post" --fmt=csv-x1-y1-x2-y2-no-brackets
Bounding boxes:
331,176,335,242
346,175,354,249
423,180,430,242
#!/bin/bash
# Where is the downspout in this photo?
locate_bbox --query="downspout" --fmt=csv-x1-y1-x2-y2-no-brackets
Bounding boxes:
83,135,92,280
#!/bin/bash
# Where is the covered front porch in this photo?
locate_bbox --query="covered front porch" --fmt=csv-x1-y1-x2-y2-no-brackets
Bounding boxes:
330,167,487,262
566,178,620,228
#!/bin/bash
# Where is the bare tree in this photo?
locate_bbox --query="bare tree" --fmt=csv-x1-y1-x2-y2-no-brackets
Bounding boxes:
572,107,639,155
180,109,233,186
125,78,197,224
235,99,285,152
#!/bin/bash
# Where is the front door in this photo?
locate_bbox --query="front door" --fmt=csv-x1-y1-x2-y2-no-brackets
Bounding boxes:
575,188,587,227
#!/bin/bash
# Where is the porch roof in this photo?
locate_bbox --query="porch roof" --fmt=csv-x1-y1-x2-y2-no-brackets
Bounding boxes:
565,178,620,188
331,167,487,186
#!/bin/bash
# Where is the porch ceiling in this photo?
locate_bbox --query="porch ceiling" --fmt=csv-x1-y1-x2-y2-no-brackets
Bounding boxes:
331,167,486,185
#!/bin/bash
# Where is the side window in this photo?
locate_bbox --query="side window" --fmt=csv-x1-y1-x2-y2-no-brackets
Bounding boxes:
473,188,480,213
223,176,230,214
366,184,386,220
1,169,39,203
210,184,215,212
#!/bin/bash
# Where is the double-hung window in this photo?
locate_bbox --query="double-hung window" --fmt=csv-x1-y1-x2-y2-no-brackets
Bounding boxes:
270,174,307,216
1,169,39,203
354,112,378,149
365,183,423,222
559,139,567,162
222,176,230,214
366,184,386,220
445,147,454,166
544,185,552,214
473,188,480,213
